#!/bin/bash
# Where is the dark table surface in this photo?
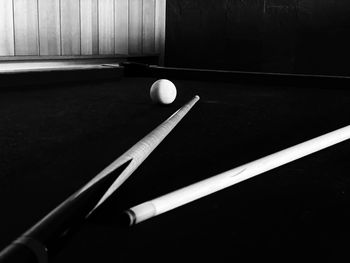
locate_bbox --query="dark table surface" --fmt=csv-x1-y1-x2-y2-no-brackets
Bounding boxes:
1,67,350,262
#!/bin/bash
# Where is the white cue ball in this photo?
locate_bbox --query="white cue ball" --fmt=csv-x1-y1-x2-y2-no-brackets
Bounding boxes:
150,79,177,104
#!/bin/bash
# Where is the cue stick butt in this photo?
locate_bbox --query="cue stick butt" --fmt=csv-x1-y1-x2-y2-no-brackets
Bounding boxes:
0,243,38,263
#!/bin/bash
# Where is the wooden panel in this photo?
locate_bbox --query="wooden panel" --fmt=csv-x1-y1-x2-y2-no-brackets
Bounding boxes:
61,0,81,55
4,0,165,58
80,0,99,55
99,0,115,54
143,0,155,54
129,0,143,54
38,0,61,55
155,0,166,64
0,0,14,56
115,0,129,54
13,0,39,55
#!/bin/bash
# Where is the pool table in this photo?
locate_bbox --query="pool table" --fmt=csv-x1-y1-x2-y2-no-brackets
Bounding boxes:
0,63,350,262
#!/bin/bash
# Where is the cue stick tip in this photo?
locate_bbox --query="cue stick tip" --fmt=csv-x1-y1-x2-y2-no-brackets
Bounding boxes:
122,202,157,226
120,209,136,227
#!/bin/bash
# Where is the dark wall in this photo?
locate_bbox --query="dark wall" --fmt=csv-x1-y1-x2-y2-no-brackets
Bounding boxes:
165,0,350,76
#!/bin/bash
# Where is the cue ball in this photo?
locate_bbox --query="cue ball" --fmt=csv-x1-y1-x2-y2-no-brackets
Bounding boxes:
150,79,177,104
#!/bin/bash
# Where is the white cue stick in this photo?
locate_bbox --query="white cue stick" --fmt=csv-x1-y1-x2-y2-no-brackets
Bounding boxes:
80,95,200,213
125,124,350,225
0,96,199,263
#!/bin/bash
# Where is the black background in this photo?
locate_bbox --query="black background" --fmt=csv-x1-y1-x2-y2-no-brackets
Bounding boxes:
165,0,350,76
